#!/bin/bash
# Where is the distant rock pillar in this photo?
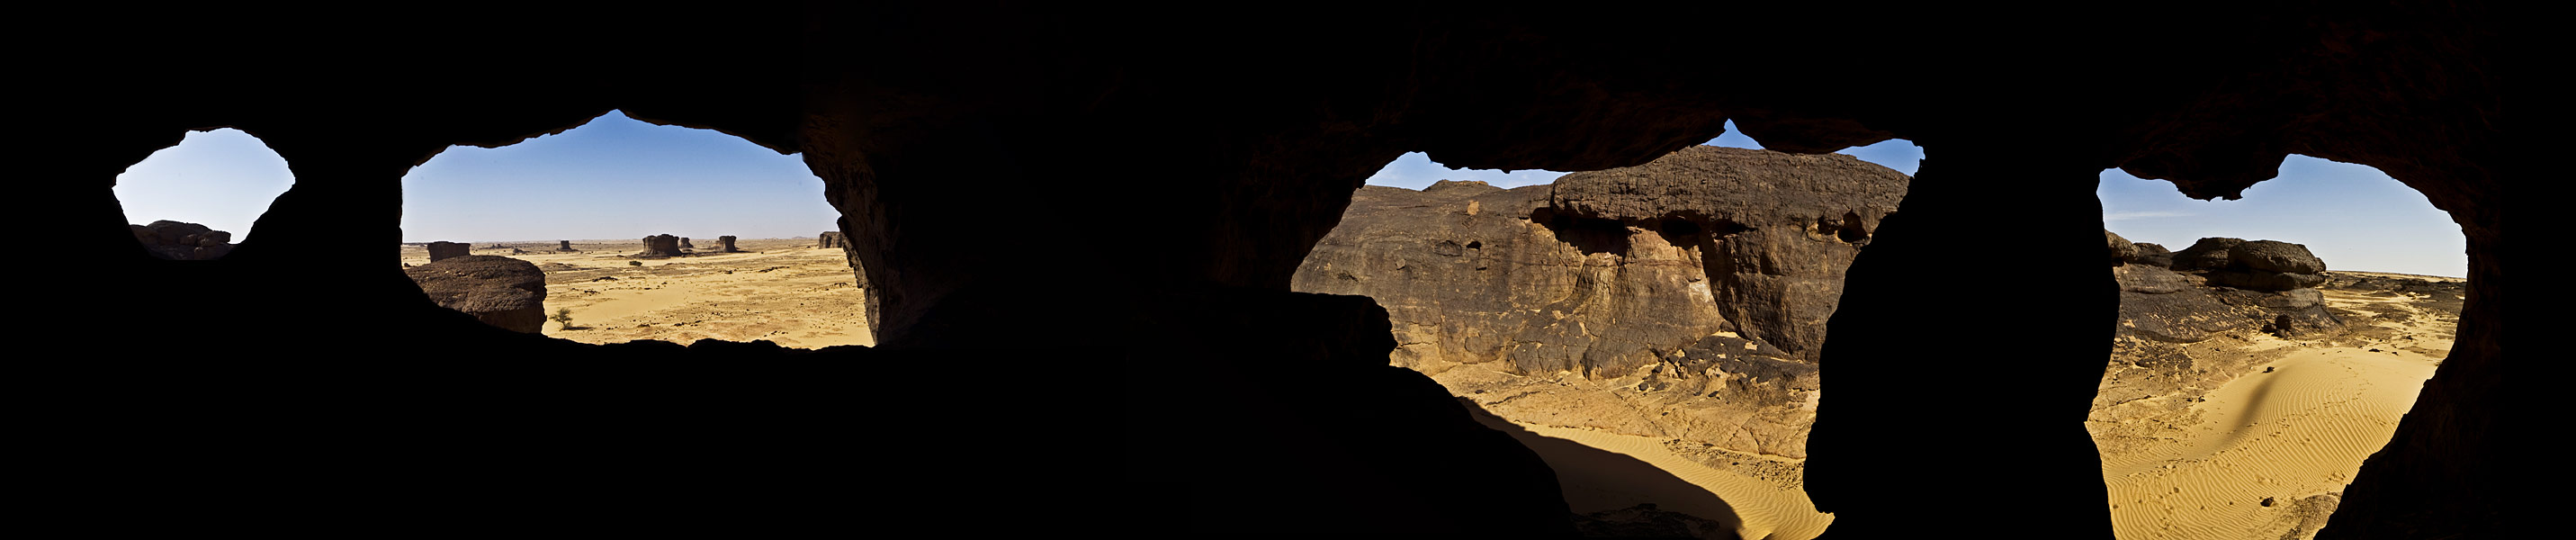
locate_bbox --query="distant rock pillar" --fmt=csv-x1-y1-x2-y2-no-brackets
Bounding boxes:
638,235,682,257
819,231,847,248
679,237,695,249
558,240,574,251
719,236,741,253
426,241,470,262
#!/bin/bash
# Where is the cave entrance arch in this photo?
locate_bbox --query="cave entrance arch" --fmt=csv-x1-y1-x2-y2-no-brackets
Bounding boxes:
399,110,871,347
113,128,293,260
2091,155,2465,539
1290,122,1925,539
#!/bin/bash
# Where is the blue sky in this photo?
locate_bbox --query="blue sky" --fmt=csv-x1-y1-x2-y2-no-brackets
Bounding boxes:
112,115,2464,276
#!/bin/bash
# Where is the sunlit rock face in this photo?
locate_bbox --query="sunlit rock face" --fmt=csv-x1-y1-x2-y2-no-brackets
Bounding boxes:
1294,147,1907,459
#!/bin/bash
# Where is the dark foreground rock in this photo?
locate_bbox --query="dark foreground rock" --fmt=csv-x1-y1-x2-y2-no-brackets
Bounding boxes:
130,220,234,260
404,255,548,333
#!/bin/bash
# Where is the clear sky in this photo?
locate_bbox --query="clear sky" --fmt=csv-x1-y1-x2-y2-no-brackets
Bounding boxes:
112,116,2464,277
1360,122,2465,277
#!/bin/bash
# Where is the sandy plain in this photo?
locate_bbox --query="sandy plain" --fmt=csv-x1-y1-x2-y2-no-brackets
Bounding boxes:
399,238,873,348
1449,272,2460,540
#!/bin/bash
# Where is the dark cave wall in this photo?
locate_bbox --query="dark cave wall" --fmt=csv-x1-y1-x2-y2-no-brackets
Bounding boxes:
37,1,2497,537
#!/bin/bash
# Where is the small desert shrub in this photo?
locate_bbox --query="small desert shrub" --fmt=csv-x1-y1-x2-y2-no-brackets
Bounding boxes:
629,260,643,266
551,307,575,329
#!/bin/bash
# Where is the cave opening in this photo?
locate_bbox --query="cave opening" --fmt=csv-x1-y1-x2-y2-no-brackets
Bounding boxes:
2088,154,2465,539
1288,122,1923,538
112,128,293,260
398,110,871,348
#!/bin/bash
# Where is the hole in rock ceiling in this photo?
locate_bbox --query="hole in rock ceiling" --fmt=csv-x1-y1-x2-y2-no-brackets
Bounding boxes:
1287,121,1922,539
399,110,870,348
113,128,293,260
2091,155,2464,539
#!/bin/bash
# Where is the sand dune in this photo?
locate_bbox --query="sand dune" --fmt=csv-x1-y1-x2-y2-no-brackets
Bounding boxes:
2096,288,2453,539
1468,404,1835,540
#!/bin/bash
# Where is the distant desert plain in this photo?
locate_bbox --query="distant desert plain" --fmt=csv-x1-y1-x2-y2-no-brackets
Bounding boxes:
399,238,875,348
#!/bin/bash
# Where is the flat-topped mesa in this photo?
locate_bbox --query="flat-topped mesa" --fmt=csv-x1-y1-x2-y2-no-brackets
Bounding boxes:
403,255,547,333
636,234,683,258
718,236,743,253
426,240,470,262
130,220,236,260
818,231,848,248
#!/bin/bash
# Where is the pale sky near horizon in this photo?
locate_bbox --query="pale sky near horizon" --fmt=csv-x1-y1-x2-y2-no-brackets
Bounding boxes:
112,113,2465,277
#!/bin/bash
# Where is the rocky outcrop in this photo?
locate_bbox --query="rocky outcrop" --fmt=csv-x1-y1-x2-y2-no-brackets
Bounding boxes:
818,231,848,248
636,235,682,258
1294,147,1907,460
2112,234,2337,343
678,237,695,250
403,255,547,333
558,240,575,251
717,236,742,253
426,241,469,262
130,220,234,260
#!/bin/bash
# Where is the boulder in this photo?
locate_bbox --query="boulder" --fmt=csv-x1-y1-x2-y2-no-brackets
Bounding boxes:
2130,242,2173,267
403,255,548,333
2231,240,2327,274
2168,238,2243,271
426,241,470,262
2105,230,2138,264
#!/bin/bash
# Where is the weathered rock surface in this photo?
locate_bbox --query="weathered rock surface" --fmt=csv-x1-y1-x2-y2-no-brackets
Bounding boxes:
636,235,682,258
2111,233,2338,343
1294,147,1907,461
403,255,547,333
130,220,234,260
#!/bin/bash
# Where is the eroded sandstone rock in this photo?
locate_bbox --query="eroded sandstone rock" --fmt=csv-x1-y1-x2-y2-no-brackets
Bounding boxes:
718,236,741,253
403,255,547,333
818,231,848,248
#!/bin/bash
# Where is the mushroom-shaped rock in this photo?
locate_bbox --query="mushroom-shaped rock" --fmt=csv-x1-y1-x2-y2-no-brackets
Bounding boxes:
637,235,682,257
403,255,548,333
426,241,471,262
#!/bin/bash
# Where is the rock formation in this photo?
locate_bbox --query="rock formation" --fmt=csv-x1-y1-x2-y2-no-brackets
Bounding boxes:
426,241,469,262
45,5,2499,537
557,240,575,251
129,220,234,260
636,234,682,258
717,236,741,253
402,255,547,333
1294,146,1907,460
678,237,694,249
818,231,847,248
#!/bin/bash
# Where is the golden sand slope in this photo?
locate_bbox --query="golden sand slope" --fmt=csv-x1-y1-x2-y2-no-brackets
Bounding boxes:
1468,407,1835,540
2096,290,2454,539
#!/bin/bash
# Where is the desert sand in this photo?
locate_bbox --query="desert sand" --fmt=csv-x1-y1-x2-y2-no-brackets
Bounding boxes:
2092,274,2460,539
399,238,873,348
1442,272,2457,540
